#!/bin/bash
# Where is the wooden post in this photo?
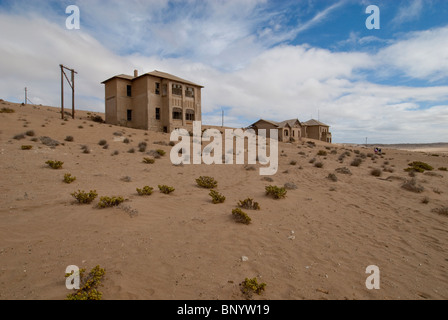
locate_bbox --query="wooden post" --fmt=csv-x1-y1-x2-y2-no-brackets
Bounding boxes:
24,87,27,105
71,69,75,119
60,65,64,119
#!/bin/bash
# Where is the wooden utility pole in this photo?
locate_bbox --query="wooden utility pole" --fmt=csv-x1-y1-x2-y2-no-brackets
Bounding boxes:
24,87,27,105
60,64,77,119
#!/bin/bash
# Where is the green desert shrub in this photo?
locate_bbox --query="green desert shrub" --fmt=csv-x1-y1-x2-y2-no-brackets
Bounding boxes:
98,196,125,208
136,186,154,196
209,190,226,204
71,190,98,204
196,176,218,189
438,167,447,171
265,185,287,199
156,149,166,156
240,278,266,297
46,160,64,169
232,208,251,224
404,161,434,173
238,198,260,210
65,265,106,300
21,145,33,150
64,173,76,184
158,185,175,194
143,157,155,164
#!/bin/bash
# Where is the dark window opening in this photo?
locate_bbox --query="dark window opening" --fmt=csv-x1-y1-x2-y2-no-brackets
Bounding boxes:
155,83,160,95
186,110,195,121
172,108,182,120
155,108,160,120
163,126,168,133
172,84,182,96
285,130,289,137
127,85,132,97
185,87,194,98
127,109,132,121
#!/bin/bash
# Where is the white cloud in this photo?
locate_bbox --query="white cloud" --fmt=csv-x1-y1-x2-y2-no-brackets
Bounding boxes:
391,0,424,25
0,3,447,144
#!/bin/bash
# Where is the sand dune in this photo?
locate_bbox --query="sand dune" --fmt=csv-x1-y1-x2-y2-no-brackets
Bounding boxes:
0,100,447,300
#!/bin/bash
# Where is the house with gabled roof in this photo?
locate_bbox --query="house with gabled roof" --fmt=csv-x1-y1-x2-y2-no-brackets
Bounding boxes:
302,119,332,143
249,118,332,143
102,70,203,133
249,118,302,142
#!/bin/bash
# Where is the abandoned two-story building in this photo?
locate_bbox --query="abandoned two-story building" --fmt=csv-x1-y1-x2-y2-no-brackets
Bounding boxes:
101,70,203,133
102,69,331,143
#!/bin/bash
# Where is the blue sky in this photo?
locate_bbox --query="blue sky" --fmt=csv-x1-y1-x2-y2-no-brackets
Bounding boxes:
0,0,447,143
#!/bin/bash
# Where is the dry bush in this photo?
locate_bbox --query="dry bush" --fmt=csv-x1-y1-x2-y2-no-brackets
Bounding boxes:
46,160,64,169
238,198,260,210
327,173,338,182
209,190,226,204
335,167,352,175
265,185,287,199
137,186,154,196
401,178,424,193
351,158,362,167
432,207,448,217
143,157,155,164
314,161,324,168
98,196,125,208
158,185,175,194
71,190,98,204
196,176,218,189
370,168,382,177
64,173,76,184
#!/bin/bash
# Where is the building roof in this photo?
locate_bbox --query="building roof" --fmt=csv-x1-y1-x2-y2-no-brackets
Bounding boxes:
251,118,301,128
101,70,204,88
302,119,329,127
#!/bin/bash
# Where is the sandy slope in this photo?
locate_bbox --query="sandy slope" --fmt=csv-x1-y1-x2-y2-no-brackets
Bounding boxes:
0,100,447,300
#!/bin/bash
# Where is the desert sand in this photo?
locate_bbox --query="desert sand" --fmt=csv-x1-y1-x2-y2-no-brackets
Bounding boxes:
0,100,447,300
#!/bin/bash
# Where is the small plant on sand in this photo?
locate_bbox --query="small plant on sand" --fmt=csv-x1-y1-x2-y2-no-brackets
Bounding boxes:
158,185,175,194
401,178,424,193
421,197,429,204
71,190,98,204
232,208,251,224
238,198,260,210
240,278,266,297
327,173,338,182
13,133,26,140
25,130,35,137
432,207,448,217
98,196,125,208
98,140,107,146
64,173,76,184
209,190,226,204
0,107,15,113
404,161,434,173
289,160,297,166
46,160,64,169
21,145,33,150
136,186,154,196
439,167,447,171
65,265,106,300
317,150,327,156
350,158,362,167
143,157,155,164
265,185,287,199
196,176,218,189
370,168,382,177
314,161,324,168
65,136,74,142
90,115,104,123
156,149,166,156
138,142,147,152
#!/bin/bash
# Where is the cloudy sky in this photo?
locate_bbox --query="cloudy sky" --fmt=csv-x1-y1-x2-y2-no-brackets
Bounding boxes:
1,0,447,143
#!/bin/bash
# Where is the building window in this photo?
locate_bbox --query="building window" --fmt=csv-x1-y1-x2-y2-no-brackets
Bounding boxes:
285,130,289,137
155,83,160,95
172,107,182,120
186,109,195,121
155,108,160,120
127,85,132,97
127,109,132,121
185,87,194,98
172,84,182,96
292,130,295,137
162,84,167,96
